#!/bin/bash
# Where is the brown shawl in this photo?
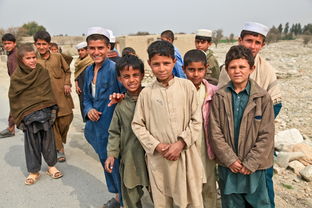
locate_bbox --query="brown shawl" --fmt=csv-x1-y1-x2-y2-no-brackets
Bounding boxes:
9,61,56,126
74,55,93,79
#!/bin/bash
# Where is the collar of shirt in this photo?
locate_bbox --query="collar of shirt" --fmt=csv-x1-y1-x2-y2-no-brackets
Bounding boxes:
227,81,251,95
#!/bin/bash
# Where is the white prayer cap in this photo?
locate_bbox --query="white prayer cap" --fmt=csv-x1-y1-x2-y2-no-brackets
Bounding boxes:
196,29,212,38
75,41,87,50
86,26,110,41
107,29,116,43
242,22,269,37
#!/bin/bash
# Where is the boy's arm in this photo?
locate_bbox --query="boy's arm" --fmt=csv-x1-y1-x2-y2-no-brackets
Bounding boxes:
83,68,93,120
107,108,121,158
60,55,71,86
131,93,160,155
209,95,239,167
242,96,275,173
176,86,202,148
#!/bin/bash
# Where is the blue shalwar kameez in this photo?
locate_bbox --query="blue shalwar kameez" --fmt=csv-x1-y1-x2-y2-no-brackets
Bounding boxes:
83,58,124,204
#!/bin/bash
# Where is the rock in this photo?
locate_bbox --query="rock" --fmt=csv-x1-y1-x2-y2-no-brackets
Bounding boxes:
300,165,312,182
275,152,305,168
273,164,285,175
291,143,312,165
275,128,304,149
288,161,305,175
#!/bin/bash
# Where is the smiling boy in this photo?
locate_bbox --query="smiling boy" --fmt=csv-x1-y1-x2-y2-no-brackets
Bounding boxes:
105,55,149,208
83,27,124,208
132,40,204,208
210,45,274,208
34,31,74,163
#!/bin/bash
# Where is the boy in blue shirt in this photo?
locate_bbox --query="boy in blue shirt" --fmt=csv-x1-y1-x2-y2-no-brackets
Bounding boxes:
83,27,124,208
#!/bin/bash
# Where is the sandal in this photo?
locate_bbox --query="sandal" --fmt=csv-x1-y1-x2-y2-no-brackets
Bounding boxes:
57,151,66,162
46,167,63,179
25,173,40,185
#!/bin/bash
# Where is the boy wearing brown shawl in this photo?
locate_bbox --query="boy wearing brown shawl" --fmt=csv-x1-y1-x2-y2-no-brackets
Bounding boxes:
74,42,93,122
9,44,63,185
34,31,74,163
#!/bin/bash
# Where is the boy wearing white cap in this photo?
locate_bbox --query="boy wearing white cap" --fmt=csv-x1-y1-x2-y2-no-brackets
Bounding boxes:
195,29,220,84
74,42,93,122
83,27,125,208
218,22,282,208
107,29,121,63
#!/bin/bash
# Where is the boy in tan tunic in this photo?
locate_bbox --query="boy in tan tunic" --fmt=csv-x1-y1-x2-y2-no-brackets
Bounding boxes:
132,40,204,208
34,31,74,162
183,49,218,208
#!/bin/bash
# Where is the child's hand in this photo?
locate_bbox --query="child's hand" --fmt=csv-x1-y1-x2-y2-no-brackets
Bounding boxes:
104,156,115,173
108,93,125,106
163,140,186,161
155,143,170,154
239,166,251,175
229,160,242,173
64,84,72,95
75,81,82,95
87,109,102,121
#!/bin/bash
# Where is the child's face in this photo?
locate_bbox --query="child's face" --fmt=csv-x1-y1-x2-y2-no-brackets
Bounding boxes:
78,48,88,59
87,40,110,65
239,34,265,57
22,51,37,69
2,41,16,52
118,66,144,95
195,39,211,52
148,55,175,85
34,39,50,56
183,61,207,89
226,58,254,86
50,46,59,53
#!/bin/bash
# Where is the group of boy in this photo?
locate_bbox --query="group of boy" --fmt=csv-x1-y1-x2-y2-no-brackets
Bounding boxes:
0,21,281,208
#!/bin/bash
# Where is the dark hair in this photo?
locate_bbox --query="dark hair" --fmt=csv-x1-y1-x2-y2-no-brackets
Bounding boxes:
33,31,51,43
183,49,207,67
86,34,110,46
110,43,116,49
161,30,174,42
116,55,144,76
147,40,174,60
225,45,254,69
17,43,35,63
195,35,212,43
122,47,136,56
50,42,58,48
2,33,16,42
240,30,266,43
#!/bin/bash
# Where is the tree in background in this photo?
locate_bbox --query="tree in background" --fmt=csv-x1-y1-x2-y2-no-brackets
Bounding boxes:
212,29,223,48
284,22,289,35
21,21,46,36
278,24,283,34
228,33,235,43
266,26,281,44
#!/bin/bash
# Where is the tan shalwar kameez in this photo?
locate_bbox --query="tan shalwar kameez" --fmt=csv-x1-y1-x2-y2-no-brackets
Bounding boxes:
196,83,217,208
132,77,204,208
37,52,74,151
